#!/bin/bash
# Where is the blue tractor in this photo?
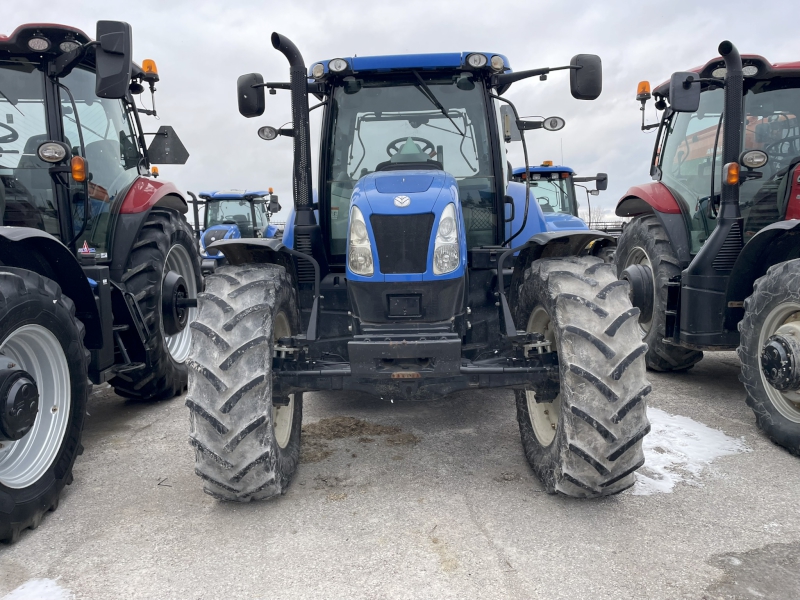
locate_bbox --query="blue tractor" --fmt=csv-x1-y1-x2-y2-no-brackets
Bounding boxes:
186,35,651,500
186,189,281,274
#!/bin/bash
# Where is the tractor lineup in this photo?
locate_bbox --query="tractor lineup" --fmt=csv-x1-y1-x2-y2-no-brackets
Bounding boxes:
0,19,797,544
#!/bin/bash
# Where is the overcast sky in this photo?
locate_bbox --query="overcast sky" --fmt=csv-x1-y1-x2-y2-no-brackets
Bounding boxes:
5,0,798,221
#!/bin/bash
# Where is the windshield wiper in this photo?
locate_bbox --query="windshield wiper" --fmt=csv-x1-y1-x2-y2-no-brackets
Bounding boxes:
411,70,464,137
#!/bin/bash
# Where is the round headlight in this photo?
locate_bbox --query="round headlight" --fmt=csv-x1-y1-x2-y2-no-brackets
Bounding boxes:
742,65,759,77
329,58,348,73
466,53,488,68
27,37,51,52
37,141,68,163
740,149,768,169
258,126,279,141
711,67,726,78
311,63,325,79
490,55,505,72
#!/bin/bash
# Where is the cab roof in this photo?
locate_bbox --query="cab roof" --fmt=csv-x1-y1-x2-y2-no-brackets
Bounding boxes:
0,23,91,54
513,165,575,175
653,54,800,98
199,190,271,200
309,52,511,77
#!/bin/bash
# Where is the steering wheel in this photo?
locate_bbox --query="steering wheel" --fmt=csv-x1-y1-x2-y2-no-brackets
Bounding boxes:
386,137,436,159
0,123,19,145
765,135,800,163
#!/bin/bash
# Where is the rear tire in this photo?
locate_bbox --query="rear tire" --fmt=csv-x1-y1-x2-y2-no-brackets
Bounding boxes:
615,214,703,371
0,268,88,543
110,208,202,401
511,256,651,497
738,259,800,455
187,264,302,501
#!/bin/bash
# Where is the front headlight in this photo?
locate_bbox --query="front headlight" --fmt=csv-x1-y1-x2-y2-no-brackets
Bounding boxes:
433,203,460,275
348,206,373,276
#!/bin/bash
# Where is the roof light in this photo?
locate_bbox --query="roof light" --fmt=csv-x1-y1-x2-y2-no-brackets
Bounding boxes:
268,187,274,194
742,65,759,76
466,53,488,68
59,40,81,53
542,160,553,167
329,58,348,73
637,81,651,101
311,63,325,79
142,59,158,75
27,37,50,52
490,55,505,72
724,162,740,185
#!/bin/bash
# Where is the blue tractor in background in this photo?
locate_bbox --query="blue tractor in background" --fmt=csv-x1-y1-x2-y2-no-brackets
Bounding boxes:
186,35,651,502
186,189,282,274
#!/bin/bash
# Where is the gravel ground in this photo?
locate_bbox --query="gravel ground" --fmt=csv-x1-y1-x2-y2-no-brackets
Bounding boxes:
1,352,799,599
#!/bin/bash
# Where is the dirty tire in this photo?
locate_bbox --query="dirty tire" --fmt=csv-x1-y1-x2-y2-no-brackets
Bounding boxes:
511,256,651,497
615,214,702,371
738,259,800,455
0,268,89,543
110,208,202,401
187,264,302,501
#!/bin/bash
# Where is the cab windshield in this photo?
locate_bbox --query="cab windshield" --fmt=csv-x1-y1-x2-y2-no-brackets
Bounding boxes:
206,199,271,237
528,174,576,215
659,80,800,252
326,73,496,255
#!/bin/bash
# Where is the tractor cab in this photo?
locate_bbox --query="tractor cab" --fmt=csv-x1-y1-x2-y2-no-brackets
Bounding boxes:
511,163,578,215
190,189,281,273
0,23,188,260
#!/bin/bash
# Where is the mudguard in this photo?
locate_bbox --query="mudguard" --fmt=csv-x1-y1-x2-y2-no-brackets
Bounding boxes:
119,178,188,214
616,182,692,266
0,228,102,348
724,219,800,328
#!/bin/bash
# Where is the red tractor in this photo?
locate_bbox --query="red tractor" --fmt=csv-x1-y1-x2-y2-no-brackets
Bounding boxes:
615,41,800,454
0,21,200,542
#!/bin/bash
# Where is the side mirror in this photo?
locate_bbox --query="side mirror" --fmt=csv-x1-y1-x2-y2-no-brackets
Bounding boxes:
500,105,520,142
268,196,281,214
147,126,190,164
237,73,265,118
95,21,133,99
596,173,608,191
570,54,602,100
668,72,701,113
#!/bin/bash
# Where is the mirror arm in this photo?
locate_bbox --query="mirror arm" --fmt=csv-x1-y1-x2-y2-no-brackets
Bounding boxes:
492,64,577,88
257,81,328,95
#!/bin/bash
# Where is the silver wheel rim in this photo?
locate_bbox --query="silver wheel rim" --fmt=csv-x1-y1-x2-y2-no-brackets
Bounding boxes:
0,325,70,489
525,306,560,446
272,311,294,449
162,244,197,363
758,302,800,423
625,246,655,336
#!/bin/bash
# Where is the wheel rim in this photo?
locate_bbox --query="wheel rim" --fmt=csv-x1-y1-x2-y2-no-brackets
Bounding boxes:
525,306,560,446
162,244,198,363
272,311,294,449
758,302,800,423
625,246,655,336
0,325,70,489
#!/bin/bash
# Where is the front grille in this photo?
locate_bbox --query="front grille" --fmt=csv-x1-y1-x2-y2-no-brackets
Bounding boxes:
370,214,434,274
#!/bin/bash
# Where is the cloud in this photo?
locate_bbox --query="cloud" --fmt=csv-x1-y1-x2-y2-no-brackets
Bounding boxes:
4,0,797,219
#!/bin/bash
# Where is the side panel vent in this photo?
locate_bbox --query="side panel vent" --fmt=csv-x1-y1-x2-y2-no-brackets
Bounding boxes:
713,222,742,272
294,233,316,283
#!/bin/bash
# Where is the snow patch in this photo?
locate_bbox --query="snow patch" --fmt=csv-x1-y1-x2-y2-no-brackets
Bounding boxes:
632,407,750,495
1,579,72,600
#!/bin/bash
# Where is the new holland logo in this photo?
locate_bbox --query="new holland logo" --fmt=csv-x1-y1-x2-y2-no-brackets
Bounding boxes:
393,195,411,207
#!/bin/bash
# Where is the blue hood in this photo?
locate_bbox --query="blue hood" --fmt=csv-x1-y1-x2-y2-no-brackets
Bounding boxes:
356,170,453,214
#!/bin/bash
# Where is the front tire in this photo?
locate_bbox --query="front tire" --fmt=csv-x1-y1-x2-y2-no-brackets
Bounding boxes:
511,257,651,497
0,268,89,543
616,213,703,371
110,208,202,401
738,259,800,455
187,264,302,501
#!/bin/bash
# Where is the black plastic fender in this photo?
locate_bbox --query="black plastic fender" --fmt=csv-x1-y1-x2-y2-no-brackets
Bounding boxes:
724,219,800,329
499,230,616,337
0,228,102,349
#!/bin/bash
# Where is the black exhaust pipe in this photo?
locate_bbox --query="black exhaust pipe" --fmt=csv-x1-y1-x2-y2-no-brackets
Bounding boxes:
718,40,743,217
272,32,314,221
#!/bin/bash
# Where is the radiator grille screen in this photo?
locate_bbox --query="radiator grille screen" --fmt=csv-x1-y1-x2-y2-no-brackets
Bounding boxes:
370,214,435,274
